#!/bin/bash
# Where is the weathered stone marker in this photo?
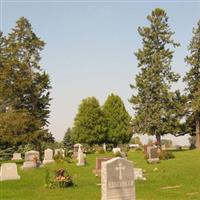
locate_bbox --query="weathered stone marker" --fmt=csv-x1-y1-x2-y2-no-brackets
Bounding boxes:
101,157,135,200
43,148,54,164
73,143,82,158
0,163,20,181
94,157,113,176
11,153,22,160
147,146,160,164
21,150,40,169
77,145,86,166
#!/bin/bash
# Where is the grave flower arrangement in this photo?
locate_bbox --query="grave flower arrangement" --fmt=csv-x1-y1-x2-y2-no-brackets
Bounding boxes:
45,168,74,188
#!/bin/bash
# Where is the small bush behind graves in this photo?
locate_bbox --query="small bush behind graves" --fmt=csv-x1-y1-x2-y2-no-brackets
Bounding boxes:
54,151,65,163
113,151,122,157
159,150,175,160
45,168,74,189
94,145,105,154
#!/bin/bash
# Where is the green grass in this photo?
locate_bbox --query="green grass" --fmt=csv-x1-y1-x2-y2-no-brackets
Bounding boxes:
1,150,200,200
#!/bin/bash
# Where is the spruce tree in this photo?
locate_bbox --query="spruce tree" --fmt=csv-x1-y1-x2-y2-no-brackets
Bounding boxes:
63,128,74,150
130,8,180,144
184,20,200,149
103,94,132,146
72,97,107,146
0,17,53,148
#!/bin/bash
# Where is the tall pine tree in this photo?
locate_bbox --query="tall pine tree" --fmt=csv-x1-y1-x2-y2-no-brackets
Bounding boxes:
0,17,53,149
130,8,180,144
184,20,200,149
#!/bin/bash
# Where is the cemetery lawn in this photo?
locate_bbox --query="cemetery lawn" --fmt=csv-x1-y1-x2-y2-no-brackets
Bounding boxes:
1,150,200,200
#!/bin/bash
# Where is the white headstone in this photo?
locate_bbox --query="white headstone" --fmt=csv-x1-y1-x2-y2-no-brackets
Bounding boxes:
112,147,121,154
43,148,54,164
73,143,82,158
103,143,106,152
77,146,85,166
21,150,40,169
11,153,22,160
0,163,20,181
134,168,146,181
101,157,135,200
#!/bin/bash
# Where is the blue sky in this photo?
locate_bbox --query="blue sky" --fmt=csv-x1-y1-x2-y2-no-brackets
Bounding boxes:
1,1,200,143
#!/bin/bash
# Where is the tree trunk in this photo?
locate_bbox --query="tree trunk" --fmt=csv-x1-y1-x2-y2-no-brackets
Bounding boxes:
195,118,200,149
156,134,161,146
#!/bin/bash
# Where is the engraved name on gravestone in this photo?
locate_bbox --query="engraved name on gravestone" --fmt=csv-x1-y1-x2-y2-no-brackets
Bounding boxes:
0,163,20,181
43,148,54,164
101,157,135,200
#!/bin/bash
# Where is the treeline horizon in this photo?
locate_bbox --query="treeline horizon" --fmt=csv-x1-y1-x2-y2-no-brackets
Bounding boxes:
0,7,200,159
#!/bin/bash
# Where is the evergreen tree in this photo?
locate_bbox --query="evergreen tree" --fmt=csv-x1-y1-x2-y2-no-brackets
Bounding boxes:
103,94,132,146
130,8,180,144
63,128,74,150
184,20,200,149
72,97,107,146
0,17,53,149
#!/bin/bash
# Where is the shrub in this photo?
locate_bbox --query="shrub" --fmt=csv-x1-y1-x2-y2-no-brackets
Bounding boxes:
94,145,105,154
113,151,122,157
0,147,15,160
54,151,65,163
159,151,175,160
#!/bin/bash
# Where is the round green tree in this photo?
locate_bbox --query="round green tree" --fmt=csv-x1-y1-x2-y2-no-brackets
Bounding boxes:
72,97,107,146
103,94,132,146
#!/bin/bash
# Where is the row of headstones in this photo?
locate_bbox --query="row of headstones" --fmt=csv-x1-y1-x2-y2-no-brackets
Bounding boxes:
13,148,64,169
0,146,86,181
11,148,64,162
0,149,61,181
0,156,136,200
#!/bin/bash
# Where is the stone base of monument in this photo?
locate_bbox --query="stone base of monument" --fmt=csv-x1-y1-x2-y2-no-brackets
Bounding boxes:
76,162,85,166
147,158,160,164
21,161,41,169
43,159,55,165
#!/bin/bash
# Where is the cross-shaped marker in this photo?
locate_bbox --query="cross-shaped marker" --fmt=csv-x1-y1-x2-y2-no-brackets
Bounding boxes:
115,162,125,180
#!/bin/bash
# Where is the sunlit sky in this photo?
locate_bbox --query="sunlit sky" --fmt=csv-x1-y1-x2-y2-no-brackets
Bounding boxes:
1,0,200,144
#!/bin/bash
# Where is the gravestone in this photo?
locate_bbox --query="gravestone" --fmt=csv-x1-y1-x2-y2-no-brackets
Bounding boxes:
0,163,20,181
101,157,135,200
147,146,160,164
94,157,113,176
11,153,22,160
112,147,121,155
21,150,40,169
73,143,82,158
103,143,106,152
43,148,54,164
77,145,86,166
134,168,146,181
54,148,65,158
